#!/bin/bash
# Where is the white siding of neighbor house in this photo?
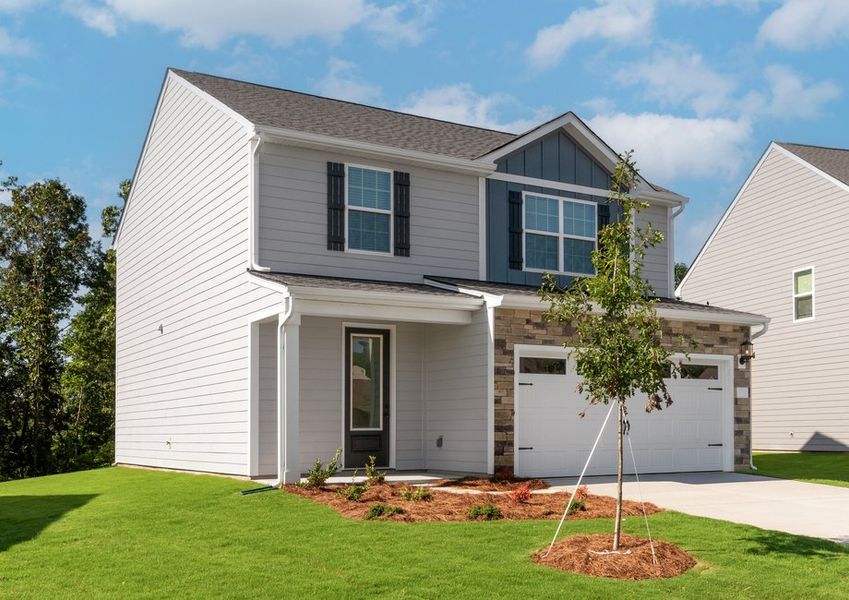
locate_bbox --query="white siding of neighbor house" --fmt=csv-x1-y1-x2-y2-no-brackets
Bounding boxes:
257,143,481,282
297,317,426,472
636,203,671,297
115,75,281,476
422,309,489,473
680,146,849,451
256,320,278,476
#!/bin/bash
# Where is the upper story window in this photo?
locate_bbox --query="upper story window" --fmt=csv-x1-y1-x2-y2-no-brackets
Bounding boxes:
347,166,392,253
523,192,596,276
793,267,814,321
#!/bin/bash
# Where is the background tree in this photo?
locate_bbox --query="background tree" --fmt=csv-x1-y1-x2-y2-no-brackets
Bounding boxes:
674,262,689,289
56,180,128,470
0,176,91,479
540,153,678,551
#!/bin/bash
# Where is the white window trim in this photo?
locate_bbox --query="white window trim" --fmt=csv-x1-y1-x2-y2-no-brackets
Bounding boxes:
347,332,385,432
792,266,815,323
521,191,597,277
344,163,394,256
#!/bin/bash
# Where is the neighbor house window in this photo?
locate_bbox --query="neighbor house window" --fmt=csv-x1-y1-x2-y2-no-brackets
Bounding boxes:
524,192,596,275
793,267,814,321
347,166,391,253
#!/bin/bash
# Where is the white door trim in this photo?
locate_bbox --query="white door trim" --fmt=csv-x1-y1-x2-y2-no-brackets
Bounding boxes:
512,345,735,476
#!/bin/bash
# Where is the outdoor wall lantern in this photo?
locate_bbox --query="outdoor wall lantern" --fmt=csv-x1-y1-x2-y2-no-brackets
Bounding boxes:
739,340,755,365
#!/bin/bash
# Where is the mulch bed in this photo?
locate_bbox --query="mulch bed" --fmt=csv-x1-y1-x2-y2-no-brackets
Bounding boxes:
434,477,550,491
533,534,697,580
285,482,660,522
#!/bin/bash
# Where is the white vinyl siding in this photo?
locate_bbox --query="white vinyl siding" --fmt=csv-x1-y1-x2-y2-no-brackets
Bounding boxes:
422,309,489,473
256,320,278,476
115,76,281,476
258,143,480,282
636,203,671,297
680,147,849,451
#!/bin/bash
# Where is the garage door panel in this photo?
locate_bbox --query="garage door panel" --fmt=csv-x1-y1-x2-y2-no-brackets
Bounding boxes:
515,358,729,478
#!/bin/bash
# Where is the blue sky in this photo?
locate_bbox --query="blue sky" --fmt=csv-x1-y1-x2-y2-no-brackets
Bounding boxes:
1,0,847,262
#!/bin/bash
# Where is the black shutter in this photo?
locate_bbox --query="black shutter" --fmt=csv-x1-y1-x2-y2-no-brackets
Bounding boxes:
327,162,345,250
508,190,523,270
597,202,611,231
393,171,410,257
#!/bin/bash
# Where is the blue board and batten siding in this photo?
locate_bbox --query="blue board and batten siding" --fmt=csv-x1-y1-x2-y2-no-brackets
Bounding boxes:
487,130,613,286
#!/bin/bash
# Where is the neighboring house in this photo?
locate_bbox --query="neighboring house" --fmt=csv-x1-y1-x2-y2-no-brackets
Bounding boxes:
115,69,767,483
678,142,849,453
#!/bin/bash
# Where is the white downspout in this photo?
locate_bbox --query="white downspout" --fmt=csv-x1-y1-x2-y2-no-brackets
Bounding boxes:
747,320,769,471
249,132,270,272
671,202,686,298
273,297,294,487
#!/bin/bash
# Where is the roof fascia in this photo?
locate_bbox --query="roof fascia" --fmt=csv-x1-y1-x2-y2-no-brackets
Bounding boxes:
257,125,497,177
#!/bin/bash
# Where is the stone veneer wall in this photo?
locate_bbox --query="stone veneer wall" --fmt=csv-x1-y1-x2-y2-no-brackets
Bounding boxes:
494,308,753,472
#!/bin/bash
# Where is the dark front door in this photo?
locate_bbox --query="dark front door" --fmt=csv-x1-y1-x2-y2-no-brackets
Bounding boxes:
344,327,390,468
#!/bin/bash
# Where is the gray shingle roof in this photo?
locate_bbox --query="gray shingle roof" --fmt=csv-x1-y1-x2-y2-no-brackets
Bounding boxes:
249,271,473,297
777,142,849,187
174,69,516,160
426,276,767,322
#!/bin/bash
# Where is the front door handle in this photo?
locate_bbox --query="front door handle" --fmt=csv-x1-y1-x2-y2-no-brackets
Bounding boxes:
518,446,534,450
518,382,533,386
707,443,723,447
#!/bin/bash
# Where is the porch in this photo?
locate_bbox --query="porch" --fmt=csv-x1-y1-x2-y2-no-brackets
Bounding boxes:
247,272,495,484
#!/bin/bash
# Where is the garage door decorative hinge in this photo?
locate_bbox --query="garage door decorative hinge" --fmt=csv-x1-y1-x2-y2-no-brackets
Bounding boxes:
707,443,723,447
518,446,534,450
518,382,533,386
707,387,723,391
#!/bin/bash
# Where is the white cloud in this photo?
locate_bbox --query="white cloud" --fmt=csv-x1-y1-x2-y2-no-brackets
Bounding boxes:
615,45,736,117
0,0,43,10
315,58,382,103
741,65,839,119
587,112,752,182
526,0,655,70
363,0,436,47
0,189,10,205
62,0,117,36
399,84,551,133
66,0,432,48
677,201,726,264
0,27,32,56
675,0,766,9
758,0,849,50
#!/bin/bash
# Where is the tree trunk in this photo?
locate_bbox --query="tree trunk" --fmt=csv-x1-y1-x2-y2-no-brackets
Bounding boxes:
613,399,624,551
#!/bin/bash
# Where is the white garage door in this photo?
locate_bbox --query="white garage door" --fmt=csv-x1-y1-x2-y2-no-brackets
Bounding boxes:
514,351,732,478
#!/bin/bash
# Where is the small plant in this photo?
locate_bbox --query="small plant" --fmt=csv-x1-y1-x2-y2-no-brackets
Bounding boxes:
493,466,514,482
574,484,589,502
399,485,433,502
338,483,368,501
301,448,342,489
364,503,404,520
467,503,502,520
567,499,587,515
364,455,386,486
507,483,532,504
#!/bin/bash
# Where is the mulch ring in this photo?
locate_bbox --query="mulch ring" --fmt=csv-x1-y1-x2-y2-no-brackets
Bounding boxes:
285,482,661,522
434,476,549,491
533,534,697,580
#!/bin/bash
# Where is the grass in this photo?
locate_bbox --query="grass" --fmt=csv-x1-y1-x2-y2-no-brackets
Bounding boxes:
749,452,849,488
1,467,848,599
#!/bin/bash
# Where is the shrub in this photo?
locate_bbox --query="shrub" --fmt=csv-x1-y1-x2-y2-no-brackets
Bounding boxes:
338,483,368,501
364,455,385,486
574,484,589,502
567,499,586,515
301,448,342,489
365,503,404,520
507,484,532,504
399,485,433,502
467,503,502,520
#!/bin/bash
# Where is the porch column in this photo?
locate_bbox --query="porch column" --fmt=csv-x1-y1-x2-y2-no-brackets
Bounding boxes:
278,312,301,484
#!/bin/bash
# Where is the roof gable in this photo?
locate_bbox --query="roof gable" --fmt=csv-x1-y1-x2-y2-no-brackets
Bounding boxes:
776,142,849,189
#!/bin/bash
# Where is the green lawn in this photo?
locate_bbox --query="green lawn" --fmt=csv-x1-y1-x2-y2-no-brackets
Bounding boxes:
1,468,847,599
750,452,849,489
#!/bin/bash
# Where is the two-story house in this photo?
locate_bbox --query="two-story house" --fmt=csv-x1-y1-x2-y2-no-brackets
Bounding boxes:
678,142,849,453
115,69,768,484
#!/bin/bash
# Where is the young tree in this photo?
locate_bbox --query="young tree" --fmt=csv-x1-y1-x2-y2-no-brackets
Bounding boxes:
674,262,689,289
57,180,127,470
540,153,676,551
0,176,91,478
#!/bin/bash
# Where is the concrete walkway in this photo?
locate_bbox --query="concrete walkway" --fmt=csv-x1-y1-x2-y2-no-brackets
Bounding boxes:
545,472,849,544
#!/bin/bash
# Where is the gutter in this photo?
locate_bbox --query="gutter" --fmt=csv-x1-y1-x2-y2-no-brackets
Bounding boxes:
249,131,270,272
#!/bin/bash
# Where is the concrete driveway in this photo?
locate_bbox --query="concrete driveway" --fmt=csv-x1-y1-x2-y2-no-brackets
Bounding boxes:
545,472,849,544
